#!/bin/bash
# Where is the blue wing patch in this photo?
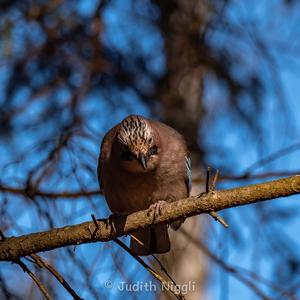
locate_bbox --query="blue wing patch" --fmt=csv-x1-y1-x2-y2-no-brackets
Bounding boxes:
185,156,192,196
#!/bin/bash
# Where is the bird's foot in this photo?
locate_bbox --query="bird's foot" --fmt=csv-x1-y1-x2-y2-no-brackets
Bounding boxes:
89,213,119,238
147,200,167,218
196,192,206,198
105,213,118,232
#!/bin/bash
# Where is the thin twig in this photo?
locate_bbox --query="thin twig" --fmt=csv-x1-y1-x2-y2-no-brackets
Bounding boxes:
208,211,229,228
211,169,220,191
14,259,52,300
91,213,100,237
150,254,178,287
114,238,186,300
244,142,300,175
0,230,5,241
1,231,52,300
206,166,211,193
30,254,83,300
206,167,229,228
180,228,271,300
2,170,300,200
130,234,179,287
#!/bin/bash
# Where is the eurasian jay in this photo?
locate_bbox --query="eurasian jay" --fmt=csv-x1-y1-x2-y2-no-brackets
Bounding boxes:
98,115,191,255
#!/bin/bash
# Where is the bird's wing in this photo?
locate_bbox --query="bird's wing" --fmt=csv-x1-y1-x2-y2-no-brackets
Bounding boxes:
97,140,105,191
150,119,192,196
185,155,192,196
97,124,120,191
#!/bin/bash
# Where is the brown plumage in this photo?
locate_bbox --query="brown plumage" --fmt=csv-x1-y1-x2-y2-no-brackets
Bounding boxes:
98,115,191,256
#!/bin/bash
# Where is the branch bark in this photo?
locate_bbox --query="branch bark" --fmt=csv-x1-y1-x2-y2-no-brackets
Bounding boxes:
1,175,300,261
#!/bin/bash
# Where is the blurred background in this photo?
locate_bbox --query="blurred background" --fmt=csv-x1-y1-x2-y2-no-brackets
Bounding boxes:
1,0,300,299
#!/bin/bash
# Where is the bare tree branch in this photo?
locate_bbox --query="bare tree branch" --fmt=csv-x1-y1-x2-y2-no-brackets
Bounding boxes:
13,259,52,300
30,254,83,300
179,228,272,300
114,238,185,300
0,184,102,198
1,175,300,261
2,170,300,201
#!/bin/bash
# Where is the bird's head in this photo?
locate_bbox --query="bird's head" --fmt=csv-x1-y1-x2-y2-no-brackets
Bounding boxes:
116,115,160,173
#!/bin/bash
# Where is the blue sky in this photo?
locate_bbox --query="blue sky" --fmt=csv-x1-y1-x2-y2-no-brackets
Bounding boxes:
1,1,300,299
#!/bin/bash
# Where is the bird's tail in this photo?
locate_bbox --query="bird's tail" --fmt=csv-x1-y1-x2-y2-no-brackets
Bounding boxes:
130,224,170,256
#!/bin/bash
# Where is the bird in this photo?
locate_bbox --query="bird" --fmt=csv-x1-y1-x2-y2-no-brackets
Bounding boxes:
98,115,192,256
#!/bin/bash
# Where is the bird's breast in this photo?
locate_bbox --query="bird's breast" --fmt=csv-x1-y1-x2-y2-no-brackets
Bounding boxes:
102,159,187,215
103,171,156,214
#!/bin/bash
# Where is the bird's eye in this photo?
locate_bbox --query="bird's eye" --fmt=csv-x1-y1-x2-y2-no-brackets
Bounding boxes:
148,145,158,156
148,137,153,144
121,150,135,161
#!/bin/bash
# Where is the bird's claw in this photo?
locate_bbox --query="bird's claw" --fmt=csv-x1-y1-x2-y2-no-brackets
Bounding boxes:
147,200,167,218
104,213,119,236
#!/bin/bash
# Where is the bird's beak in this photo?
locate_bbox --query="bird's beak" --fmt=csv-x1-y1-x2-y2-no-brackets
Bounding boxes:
138,153,147,170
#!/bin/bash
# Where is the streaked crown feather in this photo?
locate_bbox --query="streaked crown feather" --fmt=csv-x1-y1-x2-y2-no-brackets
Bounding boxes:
117,115,154,154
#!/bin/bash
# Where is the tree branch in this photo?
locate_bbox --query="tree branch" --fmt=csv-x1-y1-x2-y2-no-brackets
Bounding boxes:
0,184,102,198
1,175,300,261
